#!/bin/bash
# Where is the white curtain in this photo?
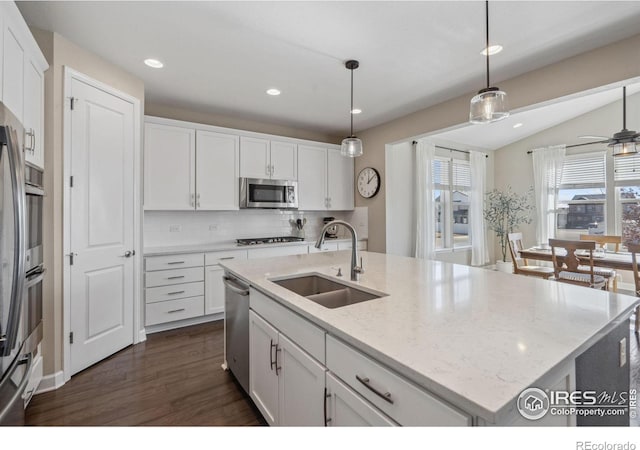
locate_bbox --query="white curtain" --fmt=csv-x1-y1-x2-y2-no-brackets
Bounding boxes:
415,140,435,259
470,151,489,266
532,145,565,246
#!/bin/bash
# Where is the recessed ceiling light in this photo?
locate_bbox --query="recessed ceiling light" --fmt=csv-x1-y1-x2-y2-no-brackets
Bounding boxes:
481,45,503,56
513,123,523,128
351,108,362,114
266,88,281,96
144,58,164,69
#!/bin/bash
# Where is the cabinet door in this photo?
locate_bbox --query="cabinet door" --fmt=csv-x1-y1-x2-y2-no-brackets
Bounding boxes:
278,334,326,426
204,265,225,315
326,373,397,426
327,148,354,211
2,23,24,120
297,145,327,210
23,59,43,168
270,141,297,180
249,311,280,426
196,130,239,210
240,136,270,179
144,123,195,210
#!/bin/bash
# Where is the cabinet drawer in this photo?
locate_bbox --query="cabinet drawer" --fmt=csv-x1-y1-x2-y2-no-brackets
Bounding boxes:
326,335,471,426
205,249,248,266
250,288,325,363
145,267,204,288
145,296,204,326
145,281,204,304
145,253,204,271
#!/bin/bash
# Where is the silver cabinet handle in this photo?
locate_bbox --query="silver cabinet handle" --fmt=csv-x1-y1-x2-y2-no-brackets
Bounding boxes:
270,339,277,371
167,308,185,314
167,290,185,295
219,256,235,261
190,193,195,207
167,275,185,280
271,164,275,176
196,192,200,208
266,164,270,176
355,375,394,404
222,276,249,296
324,388,332,426
167,261,185,265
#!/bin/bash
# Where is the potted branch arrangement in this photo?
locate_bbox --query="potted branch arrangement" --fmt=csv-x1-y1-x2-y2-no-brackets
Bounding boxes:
484,186,534,273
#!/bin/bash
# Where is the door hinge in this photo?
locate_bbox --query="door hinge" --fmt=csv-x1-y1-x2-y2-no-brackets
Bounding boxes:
69,176,74,187
69,332,74,344
70,97,76,110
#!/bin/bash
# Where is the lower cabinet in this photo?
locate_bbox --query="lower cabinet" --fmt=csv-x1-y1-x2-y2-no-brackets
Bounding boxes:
249,310,325,426
204,265,225,315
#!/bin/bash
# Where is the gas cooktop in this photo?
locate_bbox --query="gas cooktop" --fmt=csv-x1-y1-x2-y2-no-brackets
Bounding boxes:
236,236,305,246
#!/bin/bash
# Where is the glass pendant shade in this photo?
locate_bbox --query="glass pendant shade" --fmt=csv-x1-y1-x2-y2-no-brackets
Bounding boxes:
341,136,363,157
469,87,509,124
610,140,639,157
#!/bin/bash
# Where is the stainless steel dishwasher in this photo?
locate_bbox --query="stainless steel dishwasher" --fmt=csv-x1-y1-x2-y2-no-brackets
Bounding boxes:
223,274,250,393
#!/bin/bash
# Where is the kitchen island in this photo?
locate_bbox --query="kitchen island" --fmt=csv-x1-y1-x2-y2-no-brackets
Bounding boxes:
220,250,639,426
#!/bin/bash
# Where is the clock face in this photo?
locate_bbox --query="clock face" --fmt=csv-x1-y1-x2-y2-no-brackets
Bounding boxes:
357,167,380,198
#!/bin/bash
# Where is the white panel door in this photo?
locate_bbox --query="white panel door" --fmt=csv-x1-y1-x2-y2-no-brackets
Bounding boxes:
204,265,225,315
297,145,327,210
143,123,195,210
2,24,23,120
270,141,297,180
23,59,43,168
278,334,325,426
196,130,239,210
249,311,279,425
327,148,354,211
69,77,135,375
240,136,270,179
326,373,397,426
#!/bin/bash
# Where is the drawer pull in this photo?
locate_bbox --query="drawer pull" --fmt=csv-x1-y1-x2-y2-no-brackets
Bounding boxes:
219,257,235,260
167,308,186,314
167,276,185,280
356,375,394,404
167,290,185,295
167,261,185,265
270,340,277,371
324,388,332,426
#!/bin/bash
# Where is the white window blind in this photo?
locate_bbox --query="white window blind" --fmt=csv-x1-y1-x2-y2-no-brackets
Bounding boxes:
559,152,605,188
614,153,640,186
432,158,470,190
432,158,449,189
452,160,471,190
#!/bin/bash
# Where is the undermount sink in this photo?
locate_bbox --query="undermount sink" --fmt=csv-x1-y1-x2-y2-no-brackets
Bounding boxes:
271,274,386,309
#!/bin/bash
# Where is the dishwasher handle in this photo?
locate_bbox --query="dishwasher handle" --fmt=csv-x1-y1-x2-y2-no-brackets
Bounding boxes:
223,276,250,296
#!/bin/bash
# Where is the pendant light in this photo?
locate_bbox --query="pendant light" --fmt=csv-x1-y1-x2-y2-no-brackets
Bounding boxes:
469,0,509,124
610,86,639,157
341,60,363,157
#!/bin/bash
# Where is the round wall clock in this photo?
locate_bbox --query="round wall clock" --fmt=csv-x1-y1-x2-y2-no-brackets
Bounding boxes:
357,167,381,199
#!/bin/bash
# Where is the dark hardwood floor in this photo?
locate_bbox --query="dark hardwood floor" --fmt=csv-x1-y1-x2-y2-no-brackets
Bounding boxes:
25,321,265,426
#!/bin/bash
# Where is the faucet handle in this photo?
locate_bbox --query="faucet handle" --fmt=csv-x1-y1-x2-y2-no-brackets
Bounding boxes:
354,257,365,274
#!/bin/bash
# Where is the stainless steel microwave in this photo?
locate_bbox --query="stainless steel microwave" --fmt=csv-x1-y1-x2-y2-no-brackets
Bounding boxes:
239,178,298,209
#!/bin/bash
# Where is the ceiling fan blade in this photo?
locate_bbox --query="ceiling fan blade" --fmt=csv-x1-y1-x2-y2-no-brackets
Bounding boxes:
578,135,609,140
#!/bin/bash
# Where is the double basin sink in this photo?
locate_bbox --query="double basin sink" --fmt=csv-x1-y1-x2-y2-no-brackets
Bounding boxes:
271,274,387,309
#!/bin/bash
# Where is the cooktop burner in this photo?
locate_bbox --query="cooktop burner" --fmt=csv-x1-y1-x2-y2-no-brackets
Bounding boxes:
236,236,305,246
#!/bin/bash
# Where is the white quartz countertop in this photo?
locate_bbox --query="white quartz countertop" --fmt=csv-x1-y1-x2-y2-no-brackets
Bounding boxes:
143,238,365,256
220,250,639,422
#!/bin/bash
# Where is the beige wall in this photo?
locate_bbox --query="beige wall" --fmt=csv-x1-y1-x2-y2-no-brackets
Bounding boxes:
30,28,145,377
145,102,341,144
357,33,640,253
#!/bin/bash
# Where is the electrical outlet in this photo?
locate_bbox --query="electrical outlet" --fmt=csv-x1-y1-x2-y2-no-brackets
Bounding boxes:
619,337,627,368
169,225,181,232
209,224,219,231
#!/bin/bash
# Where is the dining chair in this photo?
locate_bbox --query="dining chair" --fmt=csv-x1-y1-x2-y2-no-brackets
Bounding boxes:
507,232,554,279
578,235,620,292
548,239,607,290
625,242,640,333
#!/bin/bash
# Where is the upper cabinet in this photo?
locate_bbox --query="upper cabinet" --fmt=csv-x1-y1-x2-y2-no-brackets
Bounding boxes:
240,137,297,180
298,145,354,211
196,130,239,210
0,2,48,169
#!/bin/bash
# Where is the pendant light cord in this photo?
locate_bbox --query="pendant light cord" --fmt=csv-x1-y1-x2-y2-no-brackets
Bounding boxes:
623,86,627,131
485,0,490,89
350,67,354,137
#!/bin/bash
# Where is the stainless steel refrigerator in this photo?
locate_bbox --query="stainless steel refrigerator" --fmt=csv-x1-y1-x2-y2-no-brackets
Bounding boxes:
0,102,31,426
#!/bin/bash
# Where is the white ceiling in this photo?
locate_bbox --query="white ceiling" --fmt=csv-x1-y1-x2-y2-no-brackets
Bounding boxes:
16,1,640,137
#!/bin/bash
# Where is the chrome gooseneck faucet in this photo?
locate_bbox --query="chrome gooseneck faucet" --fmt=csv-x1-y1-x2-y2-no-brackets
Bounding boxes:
315,220,364,281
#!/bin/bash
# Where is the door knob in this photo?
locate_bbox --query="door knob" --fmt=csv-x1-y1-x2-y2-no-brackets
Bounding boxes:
121,250,135,258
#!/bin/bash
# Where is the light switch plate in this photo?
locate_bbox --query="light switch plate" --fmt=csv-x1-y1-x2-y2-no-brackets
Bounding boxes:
619,338,627,368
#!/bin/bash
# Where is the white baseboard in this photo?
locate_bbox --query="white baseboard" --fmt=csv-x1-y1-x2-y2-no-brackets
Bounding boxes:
145,313,223,334
35,370,65,394
137,328,147,343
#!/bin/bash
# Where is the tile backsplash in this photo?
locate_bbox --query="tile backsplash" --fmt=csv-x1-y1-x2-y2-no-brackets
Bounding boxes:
143,207,368,247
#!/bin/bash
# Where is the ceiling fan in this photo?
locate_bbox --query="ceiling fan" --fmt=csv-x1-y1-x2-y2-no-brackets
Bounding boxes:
577,86,640,156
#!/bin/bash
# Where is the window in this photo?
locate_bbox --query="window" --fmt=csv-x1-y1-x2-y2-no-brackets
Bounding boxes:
556,152,606,239
615,154,640,245
433,156,471,250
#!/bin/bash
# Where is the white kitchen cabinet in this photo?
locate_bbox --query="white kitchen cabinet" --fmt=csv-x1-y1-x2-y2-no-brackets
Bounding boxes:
204,265,225,315
298,145,354,211
325,372,397,426
196,130,239,210
144,123,195,210
2,19,24,120
240,137,297,180
249,310,325,426
23,58,44,168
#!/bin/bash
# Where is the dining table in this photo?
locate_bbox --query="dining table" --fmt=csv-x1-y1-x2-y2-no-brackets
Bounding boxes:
519,246,636,272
